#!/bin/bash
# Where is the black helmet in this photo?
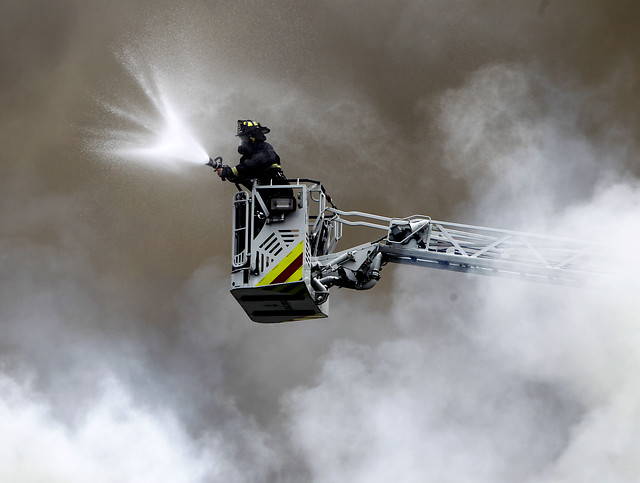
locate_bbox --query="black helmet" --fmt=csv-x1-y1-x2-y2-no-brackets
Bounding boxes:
236,119,270,137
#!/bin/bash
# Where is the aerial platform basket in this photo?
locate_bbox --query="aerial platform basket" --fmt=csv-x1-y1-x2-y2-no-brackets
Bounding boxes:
230,180,339,323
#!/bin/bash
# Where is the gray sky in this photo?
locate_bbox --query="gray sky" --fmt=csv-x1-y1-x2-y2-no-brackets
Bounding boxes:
1,1,640,481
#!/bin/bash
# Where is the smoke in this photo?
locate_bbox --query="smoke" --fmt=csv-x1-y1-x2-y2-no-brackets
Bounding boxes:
2,0,640,481
0,373,212,482
0,236,280,480
281,61,640,482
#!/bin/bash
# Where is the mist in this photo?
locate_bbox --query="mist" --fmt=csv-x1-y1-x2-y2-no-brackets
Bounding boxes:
2,0,640,481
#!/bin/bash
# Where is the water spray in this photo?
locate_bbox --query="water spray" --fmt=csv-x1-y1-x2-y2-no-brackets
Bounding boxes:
87,52,213,172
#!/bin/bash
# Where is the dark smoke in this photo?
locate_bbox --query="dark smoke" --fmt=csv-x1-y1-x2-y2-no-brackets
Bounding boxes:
1,0,640,481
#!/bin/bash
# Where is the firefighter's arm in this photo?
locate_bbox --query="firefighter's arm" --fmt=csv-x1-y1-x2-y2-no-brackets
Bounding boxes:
216,165,238,181
235,150,274,177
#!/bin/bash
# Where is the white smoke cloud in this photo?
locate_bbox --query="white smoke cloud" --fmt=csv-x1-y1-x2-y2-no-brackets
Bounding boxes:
281,63,640,482
0,253,279,482
0,373,215,482
0,369,287,483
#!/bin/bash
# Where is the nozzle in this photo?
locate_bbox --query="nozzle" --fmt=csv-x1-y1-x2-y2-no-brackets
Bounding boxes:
206,156,223,170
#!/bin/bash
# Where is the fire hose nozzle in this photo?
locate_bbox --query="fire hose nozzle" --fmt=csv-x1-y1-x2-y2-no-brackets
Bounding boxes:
206,156,223,169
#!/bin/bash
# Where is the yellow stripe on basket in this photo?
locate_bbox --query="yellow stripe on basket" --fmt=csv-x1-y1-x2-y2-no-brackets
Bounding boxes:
256,241,304,286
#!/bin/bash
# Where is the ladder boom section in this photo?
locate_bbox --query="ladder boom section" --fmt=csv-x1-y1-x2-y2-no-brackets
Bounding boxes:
317,210,601,287
379,218,600,284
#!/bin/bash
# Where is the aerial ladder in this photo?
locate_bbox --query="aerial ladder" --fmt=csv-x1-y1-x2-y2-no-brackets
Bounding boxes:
227,179,601,323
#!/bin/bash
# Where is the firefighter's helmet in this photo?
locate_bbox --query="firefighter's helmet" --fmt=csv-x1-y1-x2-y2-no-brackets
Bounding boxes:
237,119,270,137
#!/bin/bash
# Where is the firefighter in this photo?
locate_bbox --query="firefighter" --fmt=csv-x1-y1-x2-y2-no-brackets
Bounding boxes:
216,120,287,189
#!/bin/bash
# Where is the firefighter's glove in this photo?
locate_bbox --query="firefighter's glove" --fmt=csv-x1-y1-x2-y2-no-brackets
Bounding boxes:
218,165,234,181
